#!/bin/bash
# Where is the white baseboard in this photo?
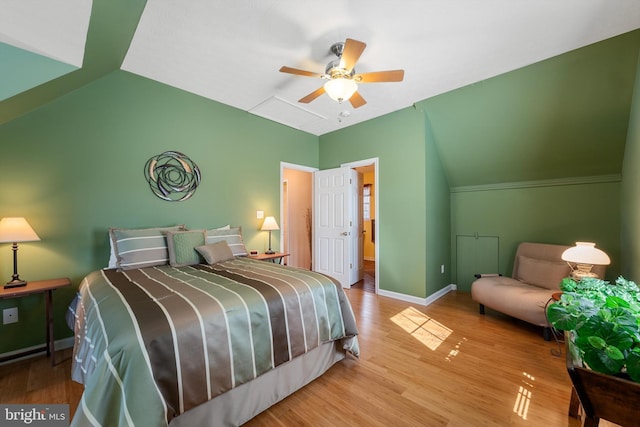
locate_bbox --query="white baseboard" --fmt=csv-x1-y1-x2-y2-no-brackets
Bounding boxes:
0,336,74,365
377,284,457,306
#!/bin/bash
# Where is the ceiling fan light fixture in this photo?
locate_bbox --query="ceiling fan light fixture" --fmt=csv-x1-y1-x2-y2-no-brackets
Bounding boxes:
324,78,357,103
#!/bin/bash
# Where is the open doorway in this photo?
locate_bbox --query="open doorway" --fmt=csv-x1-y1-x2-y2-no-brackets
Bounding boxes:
281,163,316,270
280,159,379,293
340,158,378,293
351,164,376,293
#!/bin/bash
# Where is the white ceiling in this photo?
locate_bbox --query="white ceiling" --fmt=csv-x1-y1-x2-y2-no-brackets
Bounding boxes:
0,0,91,67
4,1,640,136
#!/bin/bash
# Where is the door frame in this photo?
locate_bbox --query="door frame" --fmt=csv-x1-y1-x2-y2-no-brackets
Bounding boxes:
341,157,379,294
280,161,318,259
280,159,379,293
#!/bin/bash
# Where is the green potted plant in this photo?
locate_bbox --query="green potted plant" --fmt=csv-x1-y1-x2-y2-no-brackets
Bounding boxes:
547,276,640,382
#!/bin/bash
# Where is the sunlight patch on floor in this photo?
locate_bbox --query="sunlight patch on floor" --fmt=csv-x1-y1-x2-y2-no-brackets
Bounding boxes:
445,337,467,362
390,307,452,351
513,372,535,420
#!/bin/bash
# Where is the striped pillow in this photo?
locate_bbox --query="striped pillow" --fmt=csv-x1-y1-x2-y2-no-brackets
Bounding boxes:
205,226,248,257
110,225,185,270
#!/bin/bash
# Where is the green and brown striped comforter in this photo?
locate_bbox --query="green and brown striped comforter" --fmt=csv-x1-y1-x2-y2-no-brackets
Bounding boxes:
69,257,359,427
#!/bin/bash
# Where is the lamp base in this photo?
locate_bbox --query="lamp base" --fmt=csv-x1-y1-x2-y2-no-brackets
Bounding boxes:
265,250,275,255
570,264,599,280
4,279,27,289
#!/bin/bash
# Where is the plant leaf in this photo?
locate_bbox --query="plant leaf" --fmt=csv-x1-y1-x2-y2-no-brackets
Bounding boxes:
605,345,624,360
627,349,640,383
560,277,578,292
547,304,579,330
587,336,606,349
606,295,630,309
583,349,624,375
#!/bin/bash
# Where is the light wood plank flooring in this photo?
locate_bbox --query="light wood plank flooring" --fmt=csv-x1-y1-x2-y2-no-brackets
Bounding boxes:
0,288,617,426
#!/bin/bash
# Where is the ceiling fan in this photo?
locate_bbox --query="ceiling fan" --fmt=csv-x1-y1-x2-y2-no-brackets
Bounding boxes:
279,38,404,109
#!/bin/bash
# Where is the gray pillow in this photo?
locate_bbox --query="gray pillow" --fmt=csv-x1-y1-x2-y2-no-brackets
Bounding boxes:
195,241,235,264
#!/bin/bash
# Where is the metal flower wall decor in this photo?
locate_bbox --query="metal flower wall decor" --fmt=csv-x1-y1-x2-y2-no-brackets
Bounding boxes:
144,151,201,201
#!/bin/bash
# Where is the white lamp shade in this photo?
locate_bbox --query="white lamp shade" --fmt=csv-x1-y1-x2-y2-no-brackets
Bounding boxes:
561,242,610,265
0,217,40,243
324,78,358,103
261,216,280,231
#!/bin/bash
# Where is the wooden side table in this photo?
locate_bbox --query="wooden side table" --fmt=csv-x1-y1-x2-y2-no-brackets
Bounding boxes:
0,277,72,366
248,252,290,264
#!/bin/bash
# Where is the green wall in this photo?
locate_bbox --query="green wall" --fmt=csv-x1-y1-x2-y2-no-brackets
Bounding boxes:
320,108,449,298
0,0,146,125
450,181,621,291
417,31,638,292
0,71,317,354
423,109,452,295
621,52,640,281
425,30,640,188
0,43,77,101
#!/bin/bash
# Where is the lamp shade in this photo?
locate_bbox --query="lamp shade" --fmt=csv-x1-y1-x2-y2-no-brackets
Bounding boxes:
561,242,610,265
0,217,40,243
261,216,280,231
324,78,358,103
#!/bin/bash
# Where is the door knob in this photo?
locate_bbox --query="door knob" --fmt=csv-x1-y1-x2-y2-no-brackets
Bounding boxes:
341,232,348,236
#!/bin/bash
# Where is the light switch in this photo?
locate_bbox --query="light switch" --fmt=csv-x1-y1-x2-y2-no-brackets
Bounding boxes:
256,210,264,219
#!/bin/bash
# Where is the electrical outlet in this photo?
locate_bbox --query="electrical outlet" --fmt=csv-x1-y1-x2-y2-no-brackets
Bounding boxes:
256,210,264,219
441,264,445,274
3,307,18,325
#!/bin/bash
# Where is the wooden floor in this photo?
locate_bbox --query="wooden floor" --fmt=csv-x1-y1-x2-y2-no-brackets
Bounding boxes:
0,287,616,426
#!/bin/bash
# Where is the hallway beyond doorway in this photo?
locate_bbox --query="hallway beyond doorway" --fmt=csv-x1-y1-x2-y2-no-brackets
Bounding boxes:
352,260,375,293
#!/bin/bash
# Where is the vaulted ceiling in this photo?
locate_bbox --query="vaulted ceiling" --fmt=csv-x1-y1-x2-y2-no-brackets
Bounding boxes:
2,1,640,190
3,0,640,136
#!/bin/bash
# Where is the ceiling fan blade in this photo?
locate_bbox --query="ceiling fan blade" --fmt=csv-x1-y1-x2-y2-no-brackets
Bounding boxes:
349,91,367,109
279,66,323,78
299,87,326,104
355,70,405,83
340,38,367,72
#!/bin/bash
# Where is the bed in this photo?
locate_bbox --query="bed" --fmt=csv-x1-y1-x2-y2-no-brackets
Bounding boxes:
68,226,359,427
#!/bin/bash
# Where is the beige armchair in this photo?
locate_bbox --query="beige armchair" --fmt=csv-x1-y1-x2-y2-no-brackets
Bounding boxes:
471,242,606,340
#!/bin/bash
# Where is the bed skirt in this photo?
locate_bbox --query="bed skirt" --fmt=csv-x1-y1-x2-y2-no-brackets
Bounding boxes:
169,340,345,427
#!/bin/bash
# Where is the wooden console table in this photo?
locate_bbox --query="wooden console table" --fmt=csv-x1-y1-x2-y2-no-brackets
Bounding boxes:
0,277,72,366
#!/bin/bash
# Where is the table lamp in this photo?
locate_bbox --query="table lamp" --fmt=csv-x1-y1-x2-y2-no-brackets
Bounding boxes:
261,216,280,254
0,217,41,288
561,242,610,280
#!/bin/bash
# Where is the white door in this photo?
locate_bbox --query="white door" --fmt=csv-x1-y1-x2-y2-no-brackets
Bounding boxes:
313,167,357,288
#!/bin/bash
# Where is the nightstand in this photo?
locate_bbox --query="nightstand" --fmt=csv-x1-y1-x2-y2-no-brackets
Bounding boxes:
0,277,72,366
248,252,290,264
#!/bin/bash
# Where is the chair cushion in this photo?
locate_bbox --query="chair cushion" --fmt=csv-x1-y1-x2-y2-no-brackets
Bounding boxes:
516,255,571,290
471,276,557,326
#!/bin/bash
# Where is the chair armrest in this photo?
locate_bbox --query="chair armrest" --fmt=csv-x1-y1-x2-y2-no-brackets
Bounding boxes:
474,273,502,279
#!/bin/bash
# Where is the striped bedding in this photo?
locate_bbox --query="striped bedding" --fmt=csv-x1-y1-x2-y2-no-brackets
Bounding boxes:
69,257,359,427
